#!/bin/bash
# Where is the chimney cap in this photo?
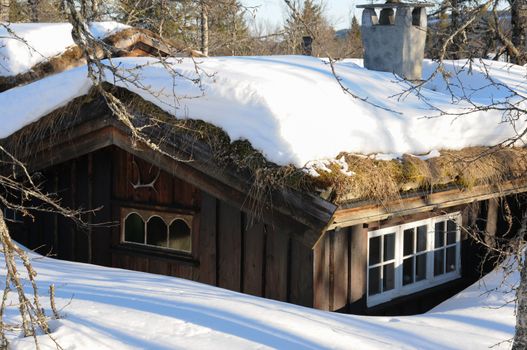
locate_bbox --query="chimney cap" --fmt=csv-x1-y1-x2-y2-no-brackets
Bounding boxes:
356,2,433,8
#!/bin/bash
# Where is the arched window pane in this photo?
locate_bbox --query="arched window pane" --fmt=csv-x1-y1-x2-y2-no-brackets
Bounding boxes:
147,216,167,247
125,213,145,244
169,219,191,252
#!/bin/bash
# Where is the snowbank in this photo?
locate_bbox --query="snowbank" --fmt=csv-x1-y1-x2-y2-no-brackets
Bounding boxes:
1,56,527,167
0,22,129,76
4,250,516,349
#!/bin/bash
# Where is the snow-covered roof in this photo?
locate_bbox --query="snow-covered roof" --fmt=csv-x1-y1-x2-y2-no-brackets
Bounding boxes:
5,248,516,349
0,22,129,76
1,56,526,169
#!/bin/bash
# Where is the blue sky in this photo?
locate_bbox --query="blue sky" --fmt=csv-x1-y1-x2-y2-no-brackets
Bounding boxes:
240,0,362,31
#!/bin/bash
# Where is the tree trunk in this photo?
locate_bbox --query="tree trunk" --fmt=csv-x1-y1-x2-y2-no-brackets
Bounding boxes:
28,0,38,22
511,0,527,65
0,0,9,22
513,248,527,349
90,0,100,21
450,0,463,59
200,1,209,56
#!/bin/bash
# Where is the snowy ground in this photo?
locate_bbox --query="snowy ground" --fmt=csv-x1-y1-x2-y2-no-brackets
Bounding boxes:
2,250,516,350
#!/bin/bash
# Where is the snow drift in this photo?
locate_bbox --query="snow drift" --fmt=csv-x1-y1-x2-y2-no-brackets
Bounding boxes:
1,55,526,167
3,250,516,350
0,22,129,76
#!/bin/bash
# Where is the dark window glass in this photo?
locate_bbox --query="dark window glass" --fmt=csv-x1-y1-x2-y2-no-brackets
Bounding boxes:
4,208,14,221
446,246,456,272
403,257,414,286
434,250,445,276
147,216,167,247
435,221,445,248
368,267,381,295
124,213,145,244
416,254,427,282
447,220,457,245
369,236,381,265
384,233,395,261
403,228,414,256
169,219,191,252
383,263,395,291
417,225,427,252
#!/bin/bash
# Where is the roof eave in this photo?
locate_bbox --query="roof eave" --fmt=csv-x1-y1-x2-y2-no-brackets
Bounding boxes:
330,179,527,230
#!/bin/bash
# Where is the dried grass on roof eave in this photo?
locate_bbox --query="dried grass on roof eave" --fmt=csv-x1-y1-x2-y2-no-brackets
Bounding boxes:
312,147,527,205
8,84,523,209
1,87,316,210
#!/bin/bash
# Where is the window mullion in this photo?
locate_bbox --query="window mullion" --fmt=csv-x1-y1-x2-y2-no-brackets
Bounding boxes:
144,216,148,244
457,219,462,273
396,227,402,290
380,233,384,293
166,224,170,247
412,227,417,283
427,218,433,280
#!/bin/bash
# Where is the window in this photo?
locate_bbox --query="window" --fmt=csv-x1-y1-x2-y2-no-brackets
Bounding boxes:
121,208,193,254
367,213,461,307
2,207,23,223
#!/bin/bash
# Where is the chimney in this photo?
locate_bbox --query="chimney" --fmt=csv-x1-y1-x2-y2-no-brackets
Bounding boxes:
357,1,432,80
302,36,313,56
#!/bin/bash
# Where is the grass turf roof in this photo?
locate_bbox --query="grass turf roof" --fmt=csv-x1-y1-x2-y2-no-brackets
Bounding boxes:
4,85,527,209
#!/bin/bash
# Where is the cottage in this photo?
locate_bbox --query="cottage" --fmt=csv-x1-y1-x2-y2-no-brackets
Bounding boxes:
2,9,527,316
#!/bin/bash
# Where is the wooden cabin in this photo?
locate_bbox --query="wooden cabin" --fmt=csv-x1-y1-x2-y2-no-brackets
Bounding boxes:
2,24,527,316
3,89,526,316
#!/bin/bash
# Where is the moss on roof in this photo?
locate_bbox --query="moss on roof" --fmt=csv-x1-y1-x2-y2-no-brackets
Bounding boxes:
5,84,527,210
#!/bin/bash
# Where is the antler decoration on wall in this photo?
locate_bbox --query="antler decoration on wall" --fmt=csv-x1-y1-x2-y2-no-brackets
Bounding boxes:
130,159,160,192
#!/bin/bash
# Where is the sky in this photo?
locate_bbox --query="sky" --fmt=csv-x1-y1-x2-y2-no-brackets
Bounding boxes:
240,0,361,31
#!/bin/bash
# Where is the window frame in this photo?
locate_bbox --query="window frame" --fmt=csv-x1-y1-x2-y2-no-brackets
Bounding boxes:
367,213,462,307
120,207,194,255
2,207,24,224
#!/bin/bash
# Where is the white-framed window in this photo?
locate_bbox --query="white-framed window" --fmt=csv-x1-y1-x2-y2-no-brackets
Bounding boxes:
121,207,193,254
367,213,462,307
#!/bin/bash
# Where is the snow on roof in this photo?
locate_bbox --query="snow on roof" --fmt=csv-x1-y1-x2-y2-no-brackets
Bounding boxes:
5,248,515,349
0,22,129,76
1,56,527,167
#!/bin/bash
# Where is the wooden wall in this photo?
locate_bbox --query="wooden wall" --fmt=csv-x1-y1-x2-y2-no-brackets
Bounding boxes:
313,205,488,314
12,146,314,307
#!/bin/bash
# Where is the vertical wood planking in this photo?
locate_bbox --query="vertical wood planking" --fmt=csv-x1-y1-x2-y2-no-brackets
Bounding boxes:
128,256,149,272
91,149,113,266
149,259,169,275
75,155,90,263
112,147,127,200
112,148,199,208
265,226,289,301
111,253,129,269
243,220,265,296
313,234,330,310
156,170,173,205
349,225,367,312
171,263,194,280
217,201,242,291
69,160,77,261
198,192,217,286
332,228,349,311
485,198,499,246
40,168,56,254
57,163,73,260
289,236,313,307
